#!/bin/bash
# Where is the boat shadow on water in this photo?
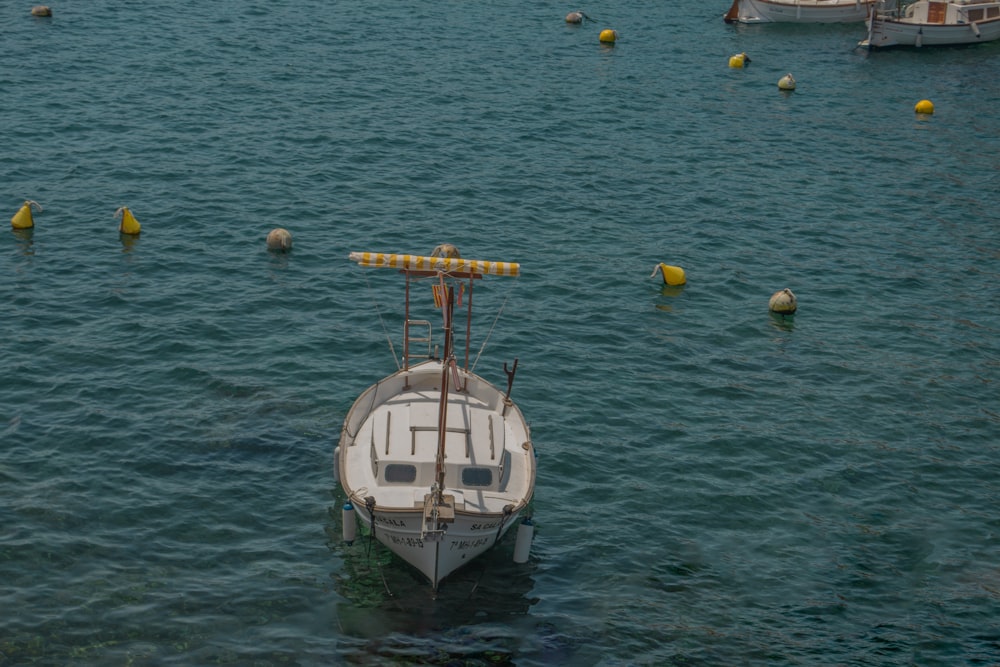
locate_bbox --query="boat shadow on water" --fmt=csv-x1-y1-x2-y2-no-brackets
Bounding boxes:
326,502,539,635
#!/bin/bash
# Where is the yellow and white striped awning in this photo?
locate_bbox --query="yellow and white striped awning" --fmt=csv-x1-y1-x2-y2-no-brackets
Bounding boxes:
348,252,520,277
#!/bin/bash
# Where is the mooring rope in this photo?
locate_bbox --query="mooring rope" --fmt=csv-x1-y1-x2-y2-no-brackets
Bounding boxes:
467,561,488,598
359,496,396,597
494,505,514,548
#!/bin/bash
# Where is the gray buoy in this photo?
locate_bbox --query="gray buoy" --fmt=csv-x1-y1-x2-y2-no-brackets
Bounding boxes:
31,5,52,16
430,243,460,258
768,288,797,315
266,228,292,251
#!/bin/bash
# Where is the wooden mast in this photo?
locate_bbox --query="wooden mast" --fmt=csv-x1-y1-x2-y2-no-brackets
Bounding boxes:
434,280,454,496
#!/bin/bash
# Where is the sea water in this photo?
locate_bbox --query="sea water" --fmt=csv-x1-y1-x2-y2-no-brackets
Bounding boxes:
2,1,999,664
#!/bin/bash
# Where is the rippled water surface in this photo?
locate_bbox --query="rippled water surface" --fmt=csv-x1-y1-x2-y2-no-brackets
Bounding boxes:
3,1,1000,665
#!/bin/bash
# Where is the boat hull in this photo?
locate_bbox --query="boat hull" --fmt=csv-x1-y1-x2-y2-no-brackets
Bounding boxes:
726,0,875,23
337,360,535,588
863,15,1000,46
862,0,1000,47
350,503,524,585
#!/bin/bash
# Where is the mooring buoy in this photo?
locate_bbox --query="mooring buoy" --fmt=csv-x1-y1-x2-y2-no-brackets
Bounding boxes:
651,263,687,286
11,200,42,230
769,288,797,315
266,227,293,251
115,206,142,235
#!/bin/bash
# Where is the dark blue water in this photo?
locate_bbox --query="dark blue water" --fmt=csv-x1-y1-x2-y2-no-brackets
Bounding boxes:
3,1,999,664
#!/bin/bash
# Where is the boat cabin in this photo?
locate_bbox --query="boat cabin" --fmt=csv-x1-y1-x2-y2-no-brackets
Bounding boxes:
904,0,1000,23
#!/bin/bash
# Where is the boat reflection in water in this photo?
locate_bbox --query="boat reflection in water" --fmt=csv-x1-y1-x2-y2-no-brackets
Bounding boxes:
328,508,539,657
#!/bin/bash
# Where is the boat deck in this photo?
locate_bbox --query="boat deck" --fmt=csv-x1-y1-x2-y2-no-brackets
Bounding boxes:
339,361,534,515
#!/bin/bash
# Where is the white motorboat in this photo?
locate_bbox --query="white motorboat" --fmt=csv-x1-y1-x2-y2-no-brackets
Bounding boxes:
336,250,536,589
724,0,877,22
861,0,1000,47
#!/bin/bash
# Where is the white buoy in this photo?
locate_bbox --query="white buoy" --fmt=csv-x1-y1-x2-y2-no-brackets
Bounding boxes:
512,517,534,563
342,502,357,545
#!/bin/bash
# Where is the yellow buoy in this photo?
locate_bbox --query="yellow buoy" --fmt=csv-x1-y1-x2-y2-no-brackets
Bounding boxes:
11,200,42,230
768,288,797,315
115,206,142,235
599,29,618,43
651,263,687,287
915,99,934,114
728,52,750,68
31,5,52,17
778,73,796,90
266,227,293,251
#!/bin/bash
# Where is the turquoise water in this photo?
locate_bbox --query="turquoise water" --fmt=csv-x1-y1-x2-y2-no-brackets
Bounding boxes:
3,1,1000,664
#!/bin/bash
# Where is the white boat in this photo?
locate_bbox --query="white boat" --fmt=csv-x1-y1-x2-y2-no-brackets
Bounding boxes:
724,0,876,23
861,0,1000,47
336,250,536,589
